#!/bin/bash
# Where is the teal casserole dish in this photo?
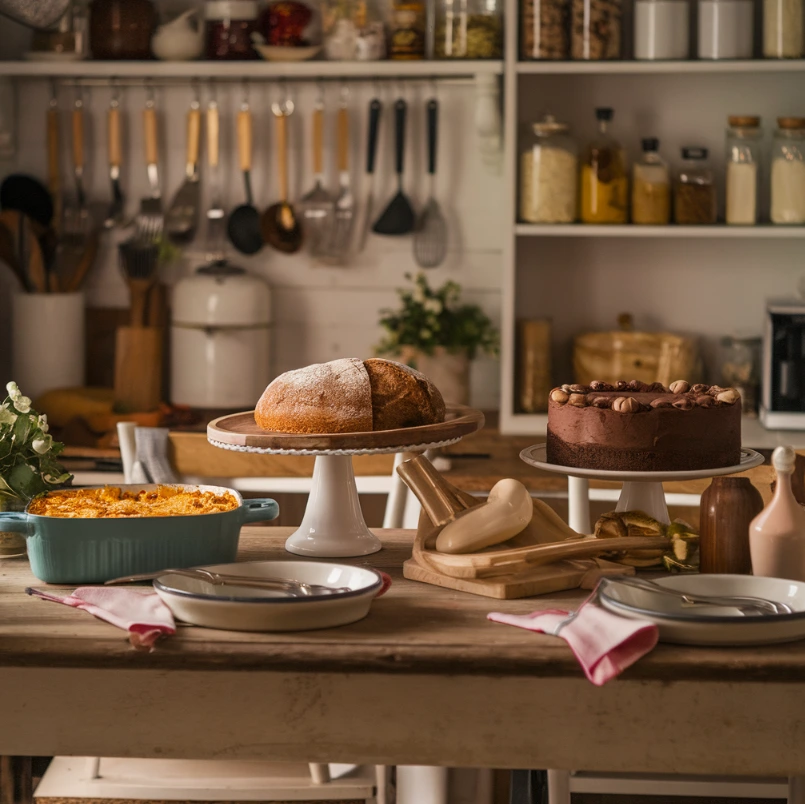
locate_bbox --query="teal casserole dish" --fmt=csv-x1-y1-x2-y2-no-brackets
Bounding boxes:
0,484,279,584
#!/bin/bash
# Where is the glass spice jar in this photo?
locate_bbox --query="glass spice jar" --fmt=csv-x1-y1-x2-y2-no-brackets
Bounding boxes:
764,0,804,57
771,117,805,224
674,147,717,225
89,0,157,59
521,0,570,59
435,0,503,59
725,115,761,225
631,138,670,224
205,0,259,59
520,114,578,223
571,0,622,59
580,107,628,224
322,0,386,60
390,0,426,58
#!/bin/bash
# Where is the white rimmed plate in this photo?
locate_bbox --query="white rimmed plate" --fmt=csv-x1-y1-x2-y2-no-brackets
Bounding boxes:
253,44,321,61
154,560,389,632
599,574,805,645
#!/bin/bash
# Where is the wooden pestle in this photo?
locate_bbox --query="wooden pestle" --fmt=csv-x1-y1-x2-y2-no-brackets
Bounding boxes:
396,455,480,527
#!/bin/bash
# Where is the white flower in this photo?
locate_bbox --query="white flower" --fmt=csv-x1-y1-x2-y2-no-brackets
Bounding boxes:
0,406,16,426
5,381,20,400
38,414,49,433
419,328,432,340
14,396,31,414
424,299,443,315
413,285,426,304
32,436,52,454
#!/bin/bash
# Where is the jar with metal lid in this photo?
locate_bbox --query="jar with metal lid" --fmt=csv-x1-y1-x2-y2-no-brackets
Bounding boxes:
571,0,622,59
764,0,804,57
771,117,805,224
697,0,754,58
634,0,689,59
580,107,628,223
521,0,570,59
674,147,717,225
435,0,503,59
322,0,386,60
631,138,670,224
205,0,259,59
520,114,578,223
726,115,762,225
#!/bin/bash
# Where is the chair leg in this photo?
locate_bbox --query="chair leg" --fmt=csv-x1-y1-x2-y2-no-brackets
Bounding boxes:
0,757,33,804
546,770,570,804
397,765,448,804
789,776,805,804
375,765,389,804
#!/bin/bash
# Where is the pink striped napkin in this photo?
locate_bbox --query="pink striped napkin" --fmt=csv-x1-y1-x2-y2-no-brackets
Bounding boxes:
488,596,658,686
27,587,176,650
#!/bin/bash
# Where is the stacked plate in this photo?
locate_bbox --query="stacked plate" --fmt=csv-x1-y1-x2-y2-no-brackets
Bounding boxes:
599,574,805,645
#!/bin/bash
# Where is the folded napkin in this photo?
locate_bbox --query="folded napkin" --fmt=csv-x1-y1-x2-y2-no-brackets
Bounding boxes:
488,593,658,686
27,587,176,650
132,427,180,485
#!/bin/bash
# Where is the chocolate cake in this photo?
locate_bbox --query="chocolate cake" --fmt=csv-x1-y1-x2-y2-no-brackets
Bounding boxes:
546,380,742,472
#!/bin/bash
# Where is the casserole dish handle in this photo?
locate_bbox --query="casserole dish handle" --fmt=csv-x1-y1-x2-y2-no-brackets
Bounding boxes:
241,498,280,524
0,512,29,535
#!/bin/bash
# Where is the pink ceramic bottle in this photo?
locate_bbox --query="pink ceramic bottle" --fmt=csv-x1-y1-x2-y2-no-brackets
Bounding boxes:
749,445,805,580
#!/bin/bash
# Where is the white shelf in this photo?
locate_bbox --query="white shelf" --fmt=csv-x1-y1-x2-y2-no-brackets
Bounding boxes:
515,224,805,238
0,59,503,79
517,59,805,74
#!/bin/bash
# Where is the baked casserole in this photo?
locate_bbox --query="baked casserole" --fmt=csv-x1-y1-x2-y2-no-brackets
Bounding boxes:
28,486,239,519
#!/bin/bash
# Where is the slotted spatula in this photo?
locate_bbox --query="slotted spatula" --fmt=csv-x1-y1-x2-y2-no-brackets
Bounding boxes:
372,99,415,236
414,98,447,268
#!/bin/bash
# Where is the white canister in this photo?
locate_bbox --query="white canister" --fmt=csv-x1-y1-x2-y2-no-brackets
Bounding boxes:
11,292,85,400
697,0,754,58
171,264,272,409
634,0,690,59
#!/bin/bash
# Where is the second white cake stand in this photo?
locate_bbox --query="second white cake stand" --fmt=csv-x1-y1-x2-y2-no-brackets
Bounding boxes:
208,406,485,558
520,444,764,531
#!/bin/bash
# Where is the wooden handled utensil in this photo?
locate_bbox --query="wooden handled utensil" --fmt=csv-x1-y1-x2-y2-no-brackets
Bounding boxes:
104,94,125,228
165,96,202,244
227,103,263,255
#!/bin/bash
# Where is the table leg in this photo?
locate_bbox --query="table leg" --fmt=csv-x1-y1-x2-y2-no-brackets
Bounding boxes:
397,765,448,804
567,476,591,534
789,776,805,804
0,757,33,804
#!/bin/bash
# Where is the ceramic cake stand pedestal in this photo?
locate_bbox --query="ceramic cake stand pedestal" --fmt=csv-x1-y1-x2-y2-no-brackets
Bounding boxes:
207,406,484,558
520,444,764,533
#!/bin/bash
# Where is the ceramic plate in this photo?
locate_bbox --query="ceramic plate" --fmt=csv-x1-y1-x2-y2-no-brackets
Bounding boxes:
154,560,388,632
599,574,805,645
253,44,321,61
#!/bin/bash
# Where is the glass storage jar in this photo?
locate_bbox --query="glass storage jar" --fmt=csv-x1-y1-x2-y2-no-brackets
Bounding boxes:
322,0,386,59
725,115,761,225
390,0,426,58
720,334,761,415
89,0,156,59
674,147,717,224
520,114,578,223
771,117,805,224
764,0,804,57
435,0,503,59
697,0,754,58
571,0,622,59
521,0,570,58
631,138,670,224
205,0,259,59
634,0,689,59
580,107,628,223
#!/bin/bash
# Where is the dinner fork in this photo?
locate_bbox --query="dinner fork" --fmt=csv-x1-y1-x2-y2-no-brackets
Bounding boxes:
105,568,352,597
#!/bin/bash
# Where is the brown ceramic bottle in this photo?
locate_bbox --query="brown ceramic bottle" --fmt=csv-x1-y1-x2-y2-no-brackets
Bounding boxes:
699,477,764,574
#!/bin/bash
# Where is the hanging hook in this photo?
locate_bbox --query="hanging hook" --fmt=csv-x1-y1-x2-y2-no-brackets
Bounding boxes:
190,78,201,109
241,78,250,110
315,78,324,110
110,77,120,108
271,78,294,117
339,80,349,108
145,78,155,108
49,78,58,108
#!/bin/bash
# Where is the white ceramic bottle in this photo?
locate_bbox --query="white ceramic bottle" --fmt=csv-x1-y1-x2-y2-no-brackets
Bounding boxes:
749,445,805,580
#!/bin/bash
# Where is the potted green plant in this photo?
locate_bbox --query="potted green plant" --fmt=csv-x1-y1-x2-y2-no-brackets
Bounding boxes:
0,382,72,558
376,273,499,404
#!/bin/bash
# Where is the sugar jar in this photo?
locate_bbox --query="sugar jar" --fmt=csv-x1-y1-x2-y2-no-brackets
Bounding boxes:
520,114,578,223
725,116,762,225
771,117,805,224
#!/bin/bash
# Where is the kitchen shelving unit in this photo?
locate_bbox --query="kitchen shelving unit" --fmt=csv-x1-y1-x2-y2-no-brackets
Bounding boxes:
499,0,805,437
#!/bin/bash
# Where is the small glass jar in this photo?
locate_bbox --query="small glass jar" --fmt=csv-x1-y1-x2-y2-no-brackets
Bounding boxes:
571,0,622,59
520,0,570,59
674,147,717,225
725,115,761,225
520,114,578,223
390,0,426,58
580,107,628,224
697,0,754,58
721,334,761,416
89,0,156,59
205,0,259,60
771,117,805,224
435,0,503,59
764,0,804,57
322,0,386,60
634,0,689,59
631,138,670,224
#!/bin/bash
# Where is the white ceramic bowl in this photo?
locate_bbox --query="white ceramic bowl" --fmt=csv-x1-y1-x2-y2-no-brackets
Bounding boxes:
154,560,389,632
599,574,805,645
253,44,321,61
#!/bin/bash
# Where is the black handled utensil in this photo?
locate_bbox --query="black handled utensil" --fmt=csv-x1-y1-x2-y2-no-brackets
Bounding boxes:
413,97,447,268
372,98,415,236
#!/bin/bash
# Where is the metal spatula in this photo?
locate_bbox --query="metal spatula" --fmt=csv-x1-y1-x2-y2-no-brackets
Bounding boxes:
414,98,447,268
323,91,355,264
136,89,163,243
372,99,415,236
299,95,334,257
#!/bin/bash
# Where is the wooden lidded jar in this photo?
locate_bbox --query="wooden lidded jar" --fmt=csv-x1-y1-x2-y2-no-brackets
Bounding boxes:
699,477,763,574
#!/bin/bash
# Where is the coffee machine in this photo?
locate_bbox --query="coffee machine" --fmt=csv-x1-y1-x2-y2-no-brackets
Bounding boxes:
762,299,805,429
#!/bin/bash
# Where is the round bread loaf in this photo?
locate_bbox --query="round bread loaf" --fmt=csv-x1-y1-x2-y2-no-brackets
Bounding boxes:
255,358,446,434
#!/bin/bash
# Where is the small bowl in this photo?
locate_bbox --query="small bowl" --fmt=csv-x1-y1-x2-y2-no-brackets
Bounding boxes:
253,44,321,61
154,560,390,631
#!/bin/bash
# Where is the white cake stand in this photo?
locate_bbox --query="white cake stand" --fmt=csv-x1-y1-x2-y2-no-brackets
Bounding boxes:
520,444,764,532
207,406,485,558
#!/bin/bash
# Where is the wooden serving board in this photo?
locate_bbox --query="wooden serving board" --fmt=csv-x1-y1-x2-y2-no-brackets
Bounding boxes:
207,404,484,452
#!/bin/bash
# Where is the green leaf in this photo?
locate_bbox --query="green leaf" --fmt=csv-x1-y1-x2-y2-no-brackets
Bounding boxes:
7,462,45,499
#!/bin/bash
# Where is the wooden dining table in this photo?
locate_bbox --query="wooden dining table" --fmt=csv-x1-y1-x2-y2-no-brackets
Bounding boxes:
2,527,805,778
